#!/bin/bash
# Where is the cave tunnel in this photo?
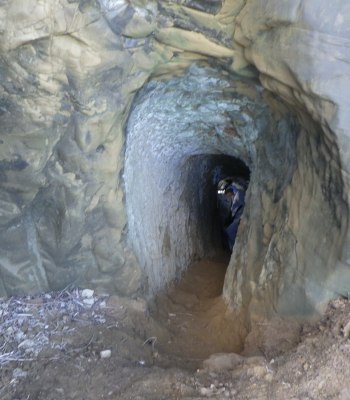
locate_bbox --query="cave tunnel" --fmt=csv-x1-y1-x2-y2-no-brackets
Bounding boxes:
124,62,348,319
2,6,350,391
124,64,258,293
184,154,251,256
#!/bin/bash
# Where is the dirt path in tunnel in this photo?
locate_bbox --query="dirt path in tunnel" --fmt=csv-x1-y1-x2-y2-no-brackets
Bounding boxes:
148,255,247,368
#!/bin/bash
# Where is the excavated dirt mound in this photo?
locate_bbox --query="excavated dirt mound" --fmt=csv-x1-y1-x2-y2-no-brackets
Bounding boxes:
1,259,350,399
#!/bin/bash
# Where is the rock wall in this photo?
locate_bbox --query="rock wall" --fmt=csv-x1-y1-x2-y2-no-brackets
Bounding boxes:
1,0,350,323
224,0,350,319
0,0,239,296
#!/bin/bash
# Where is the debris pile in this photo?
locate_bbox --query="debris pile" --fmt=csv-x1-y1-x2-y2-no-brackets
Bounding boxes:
0,287,108,365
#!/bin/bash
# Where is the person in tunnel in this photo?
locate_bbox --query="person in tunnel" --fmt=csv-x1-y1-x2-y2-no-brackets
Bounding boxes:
217,177,247,252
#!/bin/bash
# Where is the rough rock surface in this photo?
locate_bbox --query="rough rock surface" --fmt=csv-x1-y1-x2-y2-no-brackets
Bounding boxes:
0,0,350,324
125,64,299,293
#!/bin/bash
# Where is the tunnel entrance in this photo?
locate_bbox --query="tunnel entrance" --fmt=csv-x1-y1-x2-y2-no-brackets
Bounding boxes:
124,63,261,294
125,62,346,325
123,63,260,362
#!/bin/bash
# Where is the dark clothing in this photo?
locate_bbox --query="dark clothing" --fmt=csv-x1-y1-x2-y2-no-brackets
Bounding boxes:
218,184,245,251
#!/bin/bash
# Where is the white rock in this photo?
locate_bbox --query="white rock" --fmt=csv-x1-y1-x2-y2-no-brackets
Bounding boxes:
81,289,94,298
6,326,14,334
100,349,112,359
83,298,95,306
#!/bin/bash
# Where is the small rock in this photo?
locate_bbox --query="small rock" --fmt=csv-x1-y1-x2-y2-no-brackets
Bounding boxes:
6,326,14,334
18,339,35,350
100,349,112,359
83,298,95,306
15,331,25,341
81,289,94,298
12,368,28,379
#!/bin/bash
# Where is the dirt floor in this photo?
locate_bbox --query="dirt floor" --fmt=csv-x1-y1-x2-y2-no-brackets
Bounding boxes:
1,257,350,400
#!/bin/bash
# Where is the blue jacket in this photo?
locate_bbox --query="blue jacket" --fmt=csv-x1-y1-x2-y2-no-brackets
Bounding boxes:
224,184,245,251
230,187,245,224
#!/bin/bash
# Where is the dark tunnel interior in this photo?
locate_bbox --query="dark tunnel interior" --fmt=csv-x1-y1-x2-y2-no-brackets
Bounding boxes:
183,154,250,257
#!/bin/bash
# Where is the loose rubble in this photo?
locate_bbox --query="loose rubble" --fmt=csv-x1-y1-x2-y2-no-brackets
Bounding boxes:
1,289,350,399
0,287,107,366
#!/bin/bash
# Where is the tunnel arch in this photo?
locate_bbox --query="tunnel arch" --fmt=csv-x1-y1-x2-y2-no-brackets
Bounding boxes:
124,62,347,320
125,63,292,291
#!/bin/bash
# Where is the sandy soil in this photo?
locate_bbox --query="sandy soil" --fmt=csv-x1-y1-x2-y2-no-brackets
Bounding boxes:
1,258,350,400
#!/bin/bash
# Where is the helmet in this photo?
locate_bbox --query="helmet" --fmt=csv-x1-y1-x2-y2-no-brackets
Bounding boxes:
217,177,245,195
217,177,234,194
